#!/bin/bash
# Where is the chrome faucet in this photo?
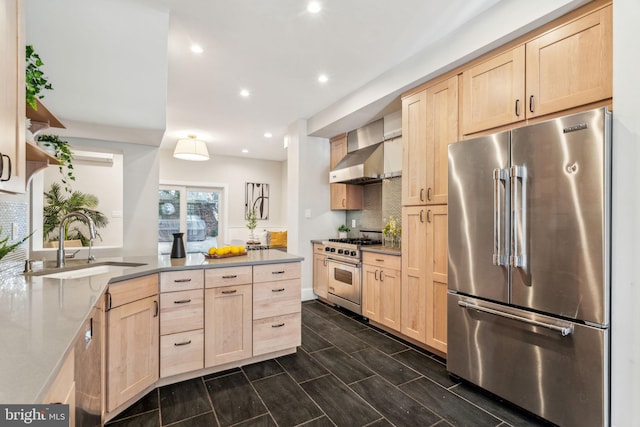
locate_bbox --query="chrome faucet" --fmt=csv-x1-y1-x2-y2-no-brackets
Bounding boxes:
56,211,97,268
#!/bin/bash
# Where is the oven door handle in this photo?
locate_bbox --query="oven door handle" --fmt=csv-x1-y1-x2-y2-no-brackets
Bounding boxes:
326,258,361,268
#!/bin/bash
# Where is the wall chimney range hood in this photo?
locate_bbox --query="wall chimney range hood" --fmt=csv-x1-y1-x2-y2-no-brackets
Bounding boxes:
330,117,402,184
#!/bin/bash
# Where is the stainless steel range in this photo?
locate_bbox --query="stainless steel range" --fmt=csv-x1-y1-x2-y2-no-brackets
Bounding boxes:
321,237,381,315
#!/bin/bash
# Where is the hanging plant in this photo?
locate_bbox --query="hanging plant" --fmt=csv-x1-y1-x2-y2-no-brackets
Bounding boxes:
36,134,75,193
25,45,53,110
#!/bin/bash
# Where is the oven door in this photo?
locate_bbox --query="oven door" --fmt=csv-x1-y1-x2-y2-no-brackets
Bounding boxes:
326,259,362,314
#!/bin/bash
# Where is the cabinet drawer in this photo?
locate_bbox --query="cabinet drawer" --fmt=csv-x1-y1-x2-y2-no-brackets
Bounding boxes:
362,252,401,271
160,289,204,335
205,266,252,288
160,270,204,293
253,262,301,283
253,279,301,319
108,274,158,309
253,312,301,356
160,329,204,378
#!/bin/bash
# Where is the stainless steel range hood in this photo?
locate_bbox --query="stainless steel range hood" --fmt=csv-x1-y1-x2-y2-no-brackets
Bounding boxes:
330,119,384,184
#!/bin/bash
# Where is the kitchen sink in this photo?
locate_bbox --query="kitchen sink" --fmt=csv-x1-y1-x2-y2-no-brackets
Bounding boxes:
27,261,146,279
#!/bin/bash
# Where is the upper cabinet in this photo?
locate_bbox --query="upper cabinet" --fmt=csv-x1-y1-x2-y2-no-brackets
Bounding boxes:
461,46,525,135
0,0,26,193
462,3,612,136
402,75,458,206
330,133,363,210
526,4,612,118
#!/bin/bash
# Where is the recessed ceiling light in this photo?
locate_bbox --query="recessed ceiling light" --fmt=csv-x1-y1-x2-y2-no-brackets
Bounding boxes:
240,89,250,97
318,74,329,83
307,1,322,14
264,132,273,138
190,44,204,54
242,149,249,153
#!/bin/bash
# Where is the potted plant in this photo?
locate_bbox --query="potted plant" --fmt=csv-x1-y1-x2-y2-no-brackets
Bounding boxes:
382,216,401,248
36,134,75,193
338,224,350,239
43,182,108,247
245,208,258,243
25,45,53,111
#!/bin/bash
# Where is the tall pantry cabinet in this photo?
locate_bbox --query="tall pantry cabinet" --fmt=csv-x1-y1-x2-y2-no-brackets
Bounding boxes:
401,76,456,354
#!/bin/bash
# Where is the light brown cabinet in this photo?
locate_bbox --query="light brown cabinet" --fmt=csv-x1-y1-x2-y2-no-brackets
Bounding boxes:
0,0,26,193
526,5,612,118
425,205,448,353
106,275,159,412
41,348,75,426
253,263,301,356
401,207,427,342
312,243,328,299
402,76,458,206
462,4,612,135
362,252,401,332
204,267,253,367
462,45,526,135
330,133,363,210
402,91,427,206
159,271,204,378
400,206,448,353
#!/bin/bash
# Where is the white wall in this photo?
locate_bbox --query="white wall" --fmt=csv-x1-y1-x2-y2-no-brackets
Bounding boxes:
611,1,640,424
158,150,286,243
286,120,345,300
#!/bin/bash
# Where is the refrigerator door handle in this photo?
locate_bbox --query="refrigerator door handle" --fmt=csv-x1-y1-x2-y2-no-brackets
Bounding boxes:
457,300,573,336
510,165,527,268
493,168,508,266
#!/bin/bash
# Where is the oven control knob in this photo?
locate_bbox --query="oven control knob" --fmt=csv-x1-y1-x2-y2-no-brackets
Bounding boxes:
330,248,336,252
338,249,344,254
350,251,357,256
325,247,331,252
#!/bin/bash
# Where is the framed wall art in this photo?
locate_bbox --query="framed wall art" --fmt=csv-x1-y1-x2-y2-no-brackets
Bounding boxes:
245,182,269,220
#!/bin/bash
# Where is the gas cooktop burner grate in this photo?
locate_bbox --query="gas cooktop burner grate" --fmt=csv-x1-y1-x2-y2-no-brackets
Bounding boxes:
327,238,382,246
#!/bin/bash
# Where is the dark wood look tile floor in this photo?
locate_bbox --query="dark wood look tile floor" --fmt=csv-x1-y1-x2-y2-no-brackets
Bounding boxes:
107,300,556,427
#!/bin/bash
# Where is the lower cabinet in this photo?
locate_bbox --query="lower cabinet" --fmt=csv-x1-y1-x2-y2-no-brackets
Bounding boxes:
106,275,159,412
41,348,75,427
362,252,401,332
160,329,204,378
253,312,301,355
204,284,253,366
312,243,328,299
425,205,448,354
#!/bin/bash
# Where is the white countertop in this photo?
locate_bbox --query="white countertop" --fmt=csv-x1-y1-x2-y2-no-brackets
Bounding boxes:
0,250,303,404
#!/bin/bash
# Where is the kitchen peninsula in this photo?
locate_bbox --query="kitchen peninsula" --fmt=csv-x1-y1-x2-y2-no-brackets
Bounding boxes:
0,249,303,423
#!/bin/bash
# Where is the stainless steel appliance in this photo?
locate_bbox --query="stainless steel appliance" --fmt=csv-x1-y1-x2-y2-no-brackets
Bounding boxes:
322,237,382,314
447,108,611,427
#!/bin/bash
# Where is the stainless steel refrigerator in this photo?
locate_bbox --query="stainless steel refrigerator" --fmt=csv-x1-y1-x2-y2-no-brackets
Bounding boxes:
447,108,611,427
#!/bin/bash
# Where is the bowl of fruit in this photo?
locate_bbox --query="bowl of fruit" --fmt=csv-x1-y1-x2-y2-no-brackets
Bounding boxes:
204,245,247,259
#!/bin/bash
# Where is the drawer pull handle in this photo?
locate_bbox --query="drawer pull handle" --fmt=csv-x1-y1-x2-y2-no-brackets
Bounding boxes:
174,340,192,346
222,275,238,279
174,299,192,304
375,258,384,262
174,278,192,283
271,323,286,328
272,271,286,275
221,290,237,294
272,288,285,293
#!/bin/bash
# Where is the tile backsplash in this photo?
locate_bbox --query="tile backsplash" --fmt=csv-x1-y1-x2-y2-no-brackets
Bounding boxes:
346,176,402,237
0,193,29,266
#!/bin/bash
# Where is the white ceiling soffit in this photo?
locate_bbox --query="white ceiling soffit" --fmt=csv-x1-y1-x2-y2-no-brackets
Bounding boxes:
307,0,591,138
25,0,169,146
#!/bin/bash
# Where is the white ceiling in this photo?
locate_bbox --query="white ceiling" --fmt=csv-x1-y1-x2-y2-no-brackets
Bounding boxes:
26,0,514,161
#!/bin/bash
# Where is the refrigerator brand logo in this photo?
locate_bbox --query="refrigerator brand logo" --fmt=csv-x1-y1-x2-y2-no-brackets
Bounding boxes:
563,123,588,133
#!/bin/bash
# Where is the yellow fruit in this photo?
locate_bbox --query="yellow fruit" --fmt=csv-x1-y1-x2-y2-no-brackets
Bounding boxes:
239,246,245,253
208,247,217,255
218,247,228,255
230,246,240,254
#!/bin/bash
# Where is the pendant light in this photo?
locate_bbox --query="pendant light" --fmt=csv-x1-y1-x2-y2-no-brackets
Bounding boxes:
173,134,209,161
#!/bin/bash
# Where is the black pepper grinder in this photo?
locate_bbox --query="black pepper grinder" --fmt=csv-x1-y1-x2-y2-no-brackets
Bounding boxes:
170,232,186,258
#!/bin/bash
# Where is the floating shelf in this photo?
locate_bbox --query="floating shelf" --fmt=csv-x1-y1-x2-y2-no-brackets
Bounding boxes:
26,98,65,135
25,142,60,185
